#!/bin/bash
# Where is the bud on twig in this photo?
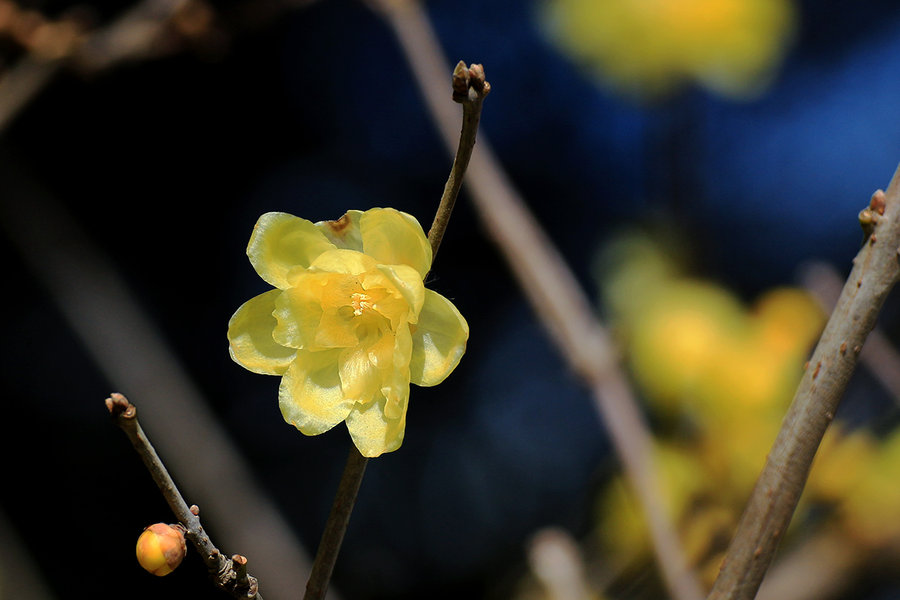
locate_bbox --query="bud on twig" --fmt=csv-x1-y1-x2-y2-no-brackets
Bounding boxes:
136,523,187,576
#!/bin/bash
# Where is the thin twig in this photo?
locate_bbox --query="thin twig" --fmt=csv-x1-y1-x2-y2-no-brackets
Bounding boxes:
364,2,704,600
303,447,368,600
106,393,262,599
708,176,900,599
427,60,490,260
302,61,485,600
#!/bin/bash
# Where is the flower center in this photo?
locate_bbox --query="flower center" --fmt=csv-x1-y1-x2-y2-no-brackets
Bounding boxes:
350,292,374,316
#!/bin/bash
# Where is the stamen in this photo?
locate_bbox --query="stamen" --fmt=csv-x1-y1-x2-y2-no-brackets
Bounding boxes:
350,292,373,316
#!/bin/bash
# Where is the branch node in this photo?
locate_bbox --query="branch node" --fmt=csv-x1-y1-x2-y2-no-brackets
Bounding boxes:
871,189,887,215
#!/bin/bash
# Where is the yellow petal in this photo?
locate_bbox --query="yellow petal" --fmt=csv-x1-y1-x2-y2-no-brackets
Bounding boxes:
279,349,354,435
227,289,296,375
272,272,331,349
345,394,407,457
410,289,469,386
338,336,387,405
360,208,432,279
316,210,364,251
381,325,412,420
248,213,336,289
376,264,425,324
310,248,378,276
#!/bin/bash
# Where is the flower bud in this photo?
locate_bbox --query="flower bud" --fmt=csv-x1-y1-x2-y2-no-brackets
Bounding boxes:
136,523,186,576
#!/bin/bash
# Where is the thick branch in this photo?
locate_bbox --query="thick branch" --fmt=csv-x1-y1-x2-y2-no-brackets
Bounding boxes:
106,393,261,599
365,2,703,600
708,169,900,600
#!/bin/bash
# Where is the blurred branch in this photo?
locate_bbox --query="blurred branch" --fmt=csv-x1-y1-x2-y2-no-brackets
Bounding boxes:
708,179,900,600
802,260,900,405
0,0,317,133
0,506,57,600
0,157,320,600
755,526,865,600
528,528,594,600
107,393,261,599
363,2,704,600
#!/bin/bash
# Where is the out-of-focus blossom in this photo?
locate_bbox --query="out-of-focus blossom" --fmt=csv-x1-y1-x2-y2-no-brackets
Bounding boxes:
228,208,469,457
539,0,796,100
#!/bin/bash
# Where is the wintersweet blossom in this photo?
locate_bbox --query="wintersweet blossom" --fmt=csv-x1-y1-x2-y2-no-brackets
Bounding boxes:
541,0,795,99
228,208,469,457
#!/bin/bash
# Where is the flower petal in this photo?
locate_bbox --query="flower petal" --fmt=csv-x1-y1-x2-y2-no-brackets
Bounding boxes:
376,264,425,324
338,337,385,405
360,208,432,279
227,289,296,375
409,289,469,387
279,349,354,435
310,248,378,276
272,272,330,349
248,213,336,289
316,210,364,251
345,395,407,457
381,326,412,420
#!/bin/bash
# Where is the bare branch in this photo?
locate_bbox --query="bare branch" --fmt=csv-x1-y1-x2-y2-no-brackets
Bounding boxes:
708,171,900,600
364,2,704,600
802,261,900,405
106,393,262,599
427,60,490,261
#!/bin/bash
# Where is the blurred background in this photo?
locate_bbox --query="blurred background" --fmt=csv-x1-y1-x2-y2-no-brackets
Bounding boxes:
4,0,900,598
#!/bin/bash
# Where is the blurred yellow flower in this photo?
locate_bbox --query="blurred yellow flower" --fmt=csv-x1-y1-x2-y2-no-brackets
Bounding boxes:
228,208,469,457
541,0,795,99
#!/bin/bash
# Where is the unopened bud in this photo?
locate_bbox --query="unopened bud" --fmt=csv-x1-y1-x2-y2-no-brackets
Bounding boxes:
136,523,186,576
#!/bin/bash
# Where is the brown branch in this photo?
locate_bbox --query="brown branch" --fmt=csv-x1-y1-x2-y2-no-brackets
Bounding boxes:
303,447,368,600
364,2,704,600
708,172,900,599
106,393,261,599
427,60,489,261
802,261,900,405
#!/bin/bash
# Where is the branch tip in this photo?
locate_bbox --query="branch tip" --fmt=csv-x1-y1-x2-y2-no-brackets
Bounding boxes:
451,60,489,104
105,392,135,419
871,189,887,215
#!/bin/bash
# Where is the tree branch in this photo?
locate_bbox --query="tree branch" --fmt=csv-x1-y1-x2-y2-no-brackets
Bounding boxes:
708,170,900,600
427,60,490,261
364,2,703,600
303,447,368,600
106,393,262,599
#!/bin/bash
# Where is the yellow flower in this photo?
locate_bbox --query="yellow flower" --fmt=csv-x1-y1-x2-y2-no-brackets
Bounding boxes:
540,0,795,99
227,208,469,457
